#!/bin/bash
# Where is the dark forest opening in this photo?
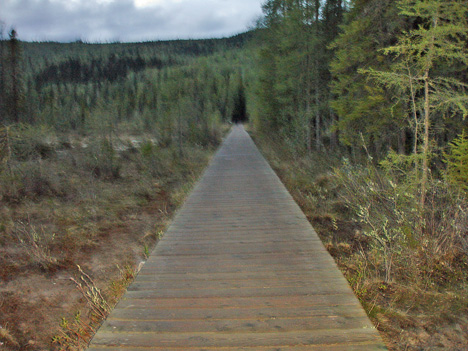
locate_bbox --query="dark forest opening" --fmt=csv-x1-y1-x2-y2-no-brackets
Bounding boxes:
231,78,248,123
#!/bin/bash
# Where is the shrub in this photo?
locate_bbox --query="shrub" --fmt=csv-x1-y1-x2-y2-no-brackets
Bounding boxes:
444,131,468,192
13,221,60,271
334,154,468,282
0,161,67,203
334,159,418,282
9,124,56,161
138,141,175,179
83,138,121,180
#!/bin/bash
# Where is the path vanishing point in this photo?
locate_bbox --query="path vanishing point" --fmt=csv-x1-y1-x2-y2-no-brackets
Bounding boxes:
88,125,386,350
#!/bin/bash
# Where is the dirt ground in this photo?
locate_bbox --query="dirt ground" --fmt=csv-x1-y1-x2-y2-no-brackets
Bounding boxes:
0,199,171,350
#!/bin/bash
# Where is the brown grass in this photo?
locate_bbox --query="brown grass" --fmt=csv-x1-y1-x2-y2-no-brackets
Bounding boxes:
0,126,221,350
0,326,20,348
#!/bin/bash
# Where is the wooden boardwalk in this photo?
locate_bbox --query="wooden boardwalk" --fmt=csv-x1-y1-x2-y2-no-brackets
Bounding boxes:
88,125,386,350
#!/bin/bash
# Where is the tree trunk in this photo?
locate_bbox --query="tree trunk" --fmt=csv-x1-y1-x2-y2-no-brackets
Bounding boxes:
420,14,438,211
330,91,338,148
398,128,406,155
178,99,183,157
421,73,430,209
306,95,312,153
314,0,321,151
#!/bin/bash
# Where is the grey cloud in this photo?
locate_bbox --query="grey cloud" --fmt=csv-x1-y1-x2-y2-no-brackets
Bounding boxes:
1,0,263,42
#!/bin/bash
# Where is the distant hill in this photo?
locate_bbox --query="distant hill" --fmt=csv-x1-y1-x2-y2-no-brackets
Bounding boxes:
21,30,256,66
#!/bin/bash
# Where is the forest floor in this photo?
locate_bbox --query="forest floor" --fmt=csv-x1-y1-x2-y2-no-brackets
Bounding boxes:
0,127,222,350
252,129,468,351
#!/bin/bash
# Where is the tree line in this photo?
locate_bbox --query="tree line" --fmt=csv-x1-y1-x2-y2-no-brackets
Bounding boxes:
35,55,166,88
254,0,345,152
253,0,468,204
0,28,251,148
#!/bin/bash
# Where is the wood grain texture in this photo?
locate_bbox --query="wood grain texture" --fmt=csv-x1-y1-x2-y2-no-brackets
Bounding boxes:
87,125,386,350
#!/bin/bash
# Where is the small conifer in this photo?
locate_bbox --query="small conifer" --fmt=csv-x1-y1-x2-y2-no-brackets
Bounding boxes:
445,131,468,191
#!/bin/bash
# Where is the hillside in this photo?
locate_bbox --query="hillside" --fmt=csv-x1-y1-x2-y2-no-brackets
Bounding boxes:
0,31,253,350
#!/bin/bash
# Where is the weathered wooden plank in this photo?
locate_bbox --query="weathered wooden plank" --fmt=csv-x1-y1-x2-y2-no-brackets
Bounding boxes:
90,328,382,348
99,316,374,334
106,305,367,322
126,277,349,291
123,285,354,299
144,251,334,264
115,294,359,310
88,344,386,351
137,265,336,275
134,270,346,281
87,125,386,350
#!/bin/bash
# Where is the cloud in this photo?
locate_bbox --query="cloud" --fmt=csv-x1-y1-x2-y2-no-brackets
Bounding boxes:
0,0,263,42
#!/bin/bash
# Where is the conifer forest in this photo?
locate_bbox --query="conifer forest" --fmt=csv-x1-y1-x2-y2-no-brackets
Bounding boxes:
1,0,468,350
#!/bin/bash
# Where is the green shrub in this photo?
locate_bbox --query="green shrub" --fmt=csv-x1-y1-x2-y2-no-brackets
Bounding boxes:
139,140,154,158
334,159,419,282
334,154,468,282
138,141,174,179
444,131,468,192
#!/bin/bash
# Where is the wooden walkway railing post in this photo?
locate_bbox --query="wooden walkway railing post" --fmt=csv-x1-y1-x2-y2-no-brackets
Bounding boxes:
88,125,386,350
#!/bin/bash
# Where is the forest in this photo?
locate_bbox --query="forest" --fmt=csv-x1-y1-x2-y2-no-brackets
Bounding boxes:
252,0,468,350
1,0,468,350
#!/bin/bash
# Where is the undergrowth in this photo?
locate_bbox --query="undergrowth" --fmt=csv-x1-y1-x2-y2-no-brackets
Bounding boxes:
0,122,224,350
52,265,136,350
254,131,468,351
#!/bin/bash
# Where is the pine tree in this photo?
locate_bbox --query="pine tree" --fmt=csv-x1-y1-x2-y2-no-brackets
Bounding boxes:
256,0,329,151
364,0,468,207
0,22,6,121
330,0,407,153
445,131,468,191
322,0,345,147
255,0,284,135
7,29,23,123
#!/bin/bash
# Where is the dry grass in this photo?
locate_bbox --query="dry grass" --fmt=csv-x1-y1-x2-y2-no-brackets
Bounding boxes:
0,125,221,350
0,326,20,349
52,264,138,350
254,131,468,351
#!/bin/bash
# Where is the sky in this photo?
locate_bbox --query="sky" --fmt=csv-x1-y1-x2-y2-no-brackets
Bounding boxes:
1,0,264,42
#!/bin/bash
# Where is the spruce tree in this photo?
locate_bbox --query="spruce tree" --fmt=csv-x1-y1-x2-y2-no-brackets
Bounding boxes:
0,22,5,121
445,131,468,191
330,0,406,153
364,0,468,207
322,0,344,147
7,29,22,123
256,0,328,151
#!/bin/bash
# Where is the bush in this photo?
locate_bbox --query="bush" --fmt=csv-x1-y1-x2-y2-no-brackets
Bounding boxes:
444,131,468,192
138,140,171,178
12,221,60,271
334,154,468,283
9,124,56,161
0,161,68,203
334,159,419,282
83,138,121,180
